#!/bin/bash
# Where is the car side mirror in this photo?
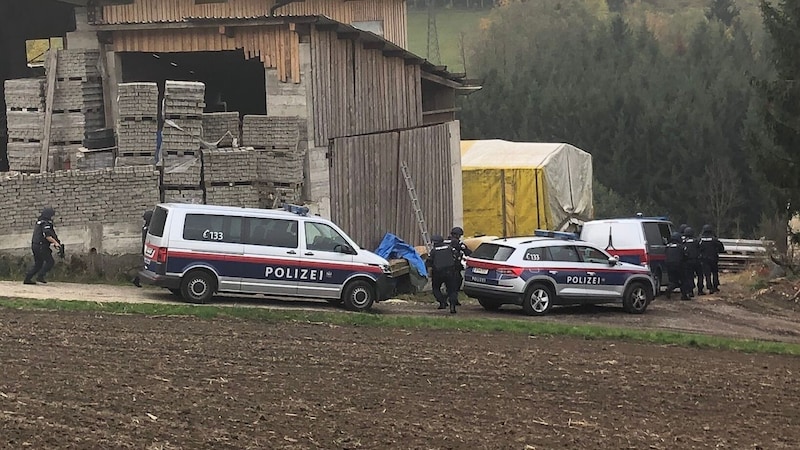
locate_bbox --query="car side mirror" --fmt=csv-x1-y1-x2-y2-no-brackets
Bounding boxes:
335,244,356,255
608,256,619,266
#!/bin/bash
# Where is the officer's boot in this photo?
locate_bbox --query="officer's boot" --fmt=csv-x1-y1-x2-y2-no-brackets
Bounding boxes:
450,300,456,314
23,277,36,285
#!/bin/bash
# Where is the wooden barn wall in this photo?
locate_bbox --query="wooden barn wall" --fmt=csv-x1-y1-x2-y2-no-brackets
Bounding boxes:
329,123,453,249
310,28,422,147
101,0,407,48
111,26,302,83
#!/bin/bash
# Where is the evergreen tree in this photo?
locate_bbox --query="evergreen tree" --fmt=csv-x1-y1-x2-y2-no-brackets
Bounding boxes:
706,0,741,27
755,0,800,214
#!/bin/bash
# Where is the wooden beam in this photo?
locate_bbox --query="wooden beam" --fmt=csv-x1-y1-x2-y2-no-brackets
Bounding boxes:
40,50,58,173
336,31,361,41
382,49,405,58
362,40,385,50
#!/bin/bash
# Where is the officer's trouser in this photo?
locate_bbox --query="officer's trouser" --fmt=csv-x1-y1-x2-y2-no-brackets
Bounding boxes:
25,244,54,281
431,271,448,306
666,263,686,298
702,259,720,291
445,270,462,308
684,260,703,293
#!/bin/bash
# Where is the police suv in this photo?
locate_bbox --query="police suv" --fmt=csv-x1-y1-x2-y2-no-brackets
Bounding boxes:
463,231,655,316
138,203,393,311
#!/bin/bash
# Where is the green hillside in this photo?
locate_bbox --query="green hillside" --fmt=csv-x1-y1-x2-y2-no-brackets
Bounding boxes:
407,1,765,76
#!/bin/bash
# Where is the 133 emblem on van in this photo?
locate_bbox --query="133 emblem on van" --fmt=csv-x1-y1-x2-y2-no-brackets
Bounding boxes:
265,266,327,281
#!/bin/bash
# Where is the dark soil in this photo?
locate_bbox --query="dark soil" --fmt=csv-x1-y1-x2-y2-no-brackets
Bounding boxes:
1,309,799,449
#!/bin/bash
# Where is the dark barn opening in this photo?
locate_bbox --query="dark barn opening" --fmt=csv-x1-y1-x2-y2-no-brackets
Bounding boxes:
120,50,267,116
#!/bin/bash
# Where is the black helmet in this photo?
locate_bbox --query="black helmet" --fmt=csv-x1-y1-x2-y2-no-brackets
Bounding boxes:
670,231,682,243
40,206,55,220
450,226,464,238
702,224,713,234
684,226,695,237
143,209,154,222
431,234,444,244
678,223,688,234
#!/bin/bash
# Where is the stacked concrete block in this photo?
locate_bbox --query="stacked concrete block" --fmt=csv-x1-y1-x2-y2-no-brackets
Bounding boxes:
206,184,260,208
162,155,202,186
45,49,106,140
0,166,159,233
254,148,304,184
162,81,204,158
242,115,304,149
203,148,257,183
5,110,44,172
116,82,159,167
163,188,204,205
75,148,115,170
6,142,42,172
202,112,240,147
257,181,303,208
4,79,45,111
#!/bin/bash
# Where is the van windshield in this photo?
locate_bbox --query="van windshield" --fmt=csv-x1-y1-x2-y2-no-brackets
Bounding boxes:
149,207,168,237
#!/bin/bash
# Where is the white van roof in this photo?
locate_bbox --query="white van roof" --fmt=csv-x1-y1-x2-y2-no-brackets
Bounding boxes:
583,217,671,225
158,203,322,221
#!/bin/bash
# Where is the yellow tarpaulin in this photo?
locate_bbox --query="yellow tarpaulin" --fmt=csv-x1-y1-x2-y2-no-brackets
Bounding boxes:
461,140,593,237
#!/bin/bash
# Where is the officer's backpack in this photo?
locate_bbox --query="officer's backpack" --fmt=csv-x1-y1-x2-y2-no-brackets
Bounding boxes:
430,242,460,272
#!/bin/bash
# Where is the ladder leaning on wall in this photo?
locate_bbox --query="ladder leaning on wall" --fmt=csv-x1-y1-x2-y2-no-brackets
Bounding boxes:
400,161,431,249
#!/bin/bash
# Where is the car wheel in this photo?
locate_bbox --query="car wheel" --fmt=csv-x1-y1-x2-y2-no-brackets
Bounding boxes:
522,283,554,316
477,298,502,311
342,280,375,312
180,270,217,304
623,281,652,314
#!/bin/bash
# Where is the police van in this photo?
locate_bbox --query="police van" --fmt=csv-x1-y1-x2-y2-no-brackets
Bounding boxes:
138,203,394,311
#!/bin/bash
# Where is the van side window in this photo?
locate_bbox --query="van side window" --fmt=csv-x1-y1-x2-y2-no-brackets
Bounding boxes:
644,222,669,247
183,214,242,243
305,222,349,252
245,218,298,248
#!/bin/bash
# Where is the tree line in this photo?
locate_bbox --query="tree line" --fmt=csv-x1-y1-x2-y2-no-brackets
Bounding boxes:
458,0,797,239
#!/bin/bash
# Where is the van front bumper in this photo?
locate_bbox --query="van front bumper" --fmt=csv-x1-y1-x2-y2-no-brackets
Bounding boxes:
138,269,181,290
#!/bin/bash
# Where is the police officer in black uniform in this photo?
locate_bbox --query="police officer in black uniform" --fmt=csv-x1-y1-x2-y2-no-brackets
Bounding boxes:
23,206,61,285
699,224,724,294
425,234,450,309
682,226,704,297
665,231,688,300
132,209,154,287
443,227,471,313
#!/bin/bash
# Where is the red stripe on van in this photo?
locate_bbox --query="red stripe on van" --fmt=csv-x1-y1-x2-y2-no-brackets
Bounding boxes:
168,250,384,274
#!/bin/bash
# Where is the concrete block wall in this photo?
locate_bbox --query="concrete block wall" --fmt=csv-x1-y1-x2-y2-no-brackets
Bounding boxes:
162,155,202,186
163,188,204,204
0,166,159,256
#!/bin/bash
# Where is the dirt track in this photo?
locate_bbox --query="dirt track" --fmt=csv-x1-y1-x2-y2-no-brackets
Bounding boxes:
2,275,800,448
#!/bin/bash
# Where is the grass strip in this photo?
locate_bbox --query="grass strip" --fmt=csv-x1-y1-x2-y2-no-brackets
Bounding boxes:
1,296,798,356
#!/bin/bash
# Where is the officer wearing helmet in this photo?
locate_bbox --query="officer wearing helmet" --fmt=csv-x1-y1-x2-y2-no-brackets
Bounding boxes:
699,224,724,293
682,226,704,297
434,226,472,313
665,231,689,300
23,206,61,285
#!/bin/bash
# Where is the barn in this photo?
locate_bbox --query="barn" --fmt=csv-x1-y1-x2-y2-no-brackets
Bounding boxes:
0,0,479,251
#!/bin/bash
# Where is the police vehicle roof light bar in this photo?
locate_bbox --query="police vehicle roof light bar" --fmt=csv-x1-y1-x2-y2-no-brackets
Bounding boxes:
283,204,310,216
534,229,579,240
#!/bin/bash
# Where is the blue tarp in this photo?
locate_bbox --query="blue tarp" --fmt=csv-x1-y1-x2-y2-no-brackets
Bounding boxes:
374,233,427,278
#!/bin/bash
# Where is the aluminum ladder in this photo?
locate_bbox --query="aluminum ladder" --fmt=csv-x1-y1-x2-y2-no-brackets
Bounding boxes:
400,161,431,248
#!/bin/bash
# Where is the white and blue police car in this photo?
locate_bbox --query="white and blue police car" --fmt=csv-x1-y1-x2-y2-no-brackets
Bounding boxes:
463,230,655,316
138,203,393,311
